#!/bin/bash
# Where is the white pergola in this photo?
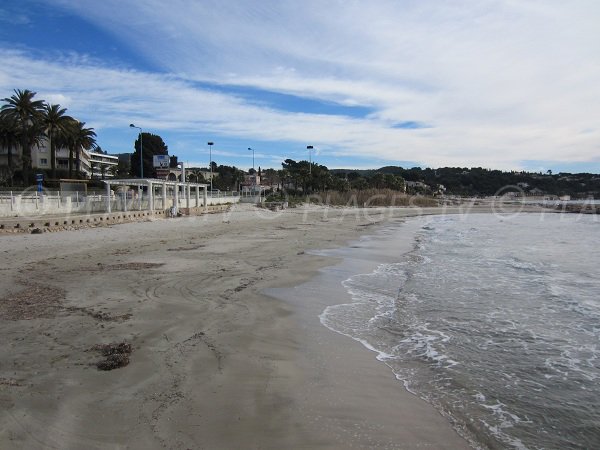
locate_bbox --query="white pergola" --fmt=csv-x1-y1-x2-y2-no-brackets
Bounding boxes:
102,178,209,214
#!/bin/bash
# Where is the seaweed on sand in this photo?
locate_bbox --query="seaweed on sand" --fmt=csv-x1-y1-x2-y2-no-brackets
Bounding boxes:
91,342,132,371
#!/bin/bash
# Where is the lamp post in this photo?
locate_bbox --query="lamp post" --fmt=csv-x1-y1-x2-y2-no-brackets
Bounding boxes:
307,145,314,175
248,147,256,193
207,141,214,191
130,124,143,178
248,147,255,171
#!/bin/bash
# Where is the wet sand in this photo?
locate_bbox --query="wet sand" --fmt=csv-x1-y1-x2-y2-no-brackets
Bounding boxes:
0,204,535,449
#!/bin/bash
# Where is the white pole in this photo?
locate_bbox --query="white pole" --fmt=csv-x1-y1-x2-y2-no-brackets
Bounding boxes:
174,183,179,213
106,183,111,213
208,142,214,191
147,181,154,212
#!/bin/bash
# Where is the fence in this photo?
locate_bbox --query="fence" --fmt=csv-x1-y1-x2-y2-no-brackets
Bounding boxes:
0,190,239,217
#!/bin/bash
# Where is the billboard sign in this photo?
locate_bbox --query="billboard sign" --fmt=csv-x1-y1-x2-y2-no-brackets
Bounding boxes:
153,155,170,168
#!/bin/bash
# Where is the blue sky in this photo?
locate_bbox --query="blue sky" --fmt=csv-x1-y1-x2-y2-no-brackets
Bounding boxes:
1,0,599,172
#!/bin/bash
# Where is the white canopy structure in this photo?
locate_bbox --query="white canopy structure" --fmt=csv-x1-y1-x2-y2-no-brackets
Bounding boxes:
102,178,209,214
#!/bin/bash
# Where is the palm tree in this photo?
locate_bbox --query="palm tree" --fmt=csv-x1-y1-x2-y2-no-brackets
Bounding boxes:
0,114,19,185
42,103,73,179
65,120,96,178
0,89,45,184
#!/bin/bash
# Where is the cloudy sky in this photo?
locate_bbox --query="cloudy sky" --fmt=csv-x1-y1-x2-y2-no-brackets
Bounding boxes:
1,0,599,172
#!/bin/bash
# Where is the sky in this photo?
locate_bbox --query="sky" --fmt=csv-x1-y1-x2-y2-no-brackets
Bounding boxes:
1,0,599,173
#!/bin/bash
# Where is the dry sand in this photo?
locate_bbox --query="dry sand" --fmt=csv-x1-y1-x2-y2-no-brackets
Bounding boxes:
0,203,540,449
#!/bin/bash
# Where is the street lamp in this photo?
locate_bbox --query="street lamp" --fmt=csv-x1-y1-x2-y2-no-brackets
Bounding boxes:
207,141,214,191
130,124,143,178
248,147,255,172
248,147,256,193
307,145,314,175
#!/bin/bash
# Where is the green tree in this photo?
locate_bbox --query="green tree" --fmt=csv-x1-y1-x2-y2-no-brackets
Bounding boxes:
130,132,168,178
0,114,19,185
330,173,350,191
0,89,45,184
262,168,281,190
213,164,245,191
116,157,130,177
309,164,332,192
370,172,386,189
282,158,328,193
383,174,405,191
65,120,96,178
42,103,73,179
350,177,369,190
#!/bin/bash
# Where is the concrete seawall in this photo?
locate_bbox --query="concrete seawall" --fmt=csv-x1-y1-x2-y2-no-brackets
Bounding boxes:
0,203,232,234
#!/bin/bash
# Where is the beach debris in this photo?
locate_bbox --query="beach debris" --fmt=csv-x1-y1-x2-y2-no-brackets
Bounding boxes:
30,228,43,234
85,262,165,271
0,281,65,320
0,378,24,387
166,244,205,251
91,342,132,371
65,306,132,322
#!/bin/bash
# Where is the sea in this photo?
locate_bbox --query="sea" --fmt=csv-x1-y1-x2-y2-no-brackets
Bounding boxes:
319,212,600,450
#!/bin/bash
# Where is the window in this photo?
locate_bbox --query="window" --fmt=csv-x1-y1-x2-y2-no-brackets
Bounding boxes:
40,158,48,165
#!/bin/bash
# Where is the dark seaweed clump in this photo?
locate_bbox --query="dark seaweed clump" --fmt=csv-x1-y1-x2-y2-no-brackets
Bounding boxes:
92,342,132,370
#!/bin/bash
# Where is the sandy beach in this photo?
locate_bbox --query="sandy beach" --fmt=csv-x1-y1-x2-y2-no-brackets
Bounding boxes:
0,203,538,449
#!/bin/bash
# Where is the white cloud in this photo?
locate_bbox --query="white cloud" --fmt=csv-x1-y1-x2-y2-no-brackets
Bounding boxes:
4,0,600,170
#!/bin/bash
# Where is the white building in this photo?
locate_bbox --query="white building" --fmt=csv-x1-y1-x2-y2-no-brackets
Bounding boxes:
88,151,118,178
30,141,92,176
1,138,117,179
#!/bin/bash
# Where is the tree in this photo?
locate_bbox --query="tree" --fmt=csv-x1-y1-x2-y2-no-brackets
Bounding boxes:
42,103,73,179
65,120,96,178
262,168,281,190
281,159,313,192
383,174,405,191
350,177,369,190
309,163,332,192
330,173,350,191
370,173,386,189
0,89,45,184
0,114,19,185
130,132,168,178
116,157,130,177
213,164,245,191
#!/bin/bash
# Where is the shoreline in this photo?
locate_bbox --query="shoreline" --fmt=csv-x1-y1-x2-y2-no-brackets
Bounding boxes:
265,215,474,449
0,204,541,448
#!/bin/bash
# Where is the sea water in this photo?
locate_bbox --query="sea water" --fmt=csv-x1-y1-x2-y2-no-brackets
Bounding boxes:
320,213,600,449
